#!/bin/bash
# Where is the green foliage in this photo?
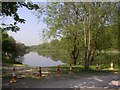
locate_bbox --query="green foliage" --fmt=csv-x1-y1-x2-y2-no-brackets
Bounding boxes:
1,2,39,32
96,25,118,50
2,32,16,53
2,31,28,64
39,2,118,68
93,50,119,69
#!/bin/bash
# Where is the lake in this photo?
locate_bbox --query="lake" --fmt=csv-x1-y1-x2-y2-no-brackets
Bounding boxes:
17,52,65,67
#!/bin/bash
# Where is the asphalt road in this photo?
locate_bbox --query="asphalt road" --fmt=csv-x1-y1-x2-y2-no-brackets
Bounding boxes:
2,73,120,89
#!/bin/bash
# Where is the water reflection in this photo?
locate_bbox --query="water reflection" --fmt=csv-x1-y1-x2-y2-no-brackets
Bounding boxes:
17,52,65,67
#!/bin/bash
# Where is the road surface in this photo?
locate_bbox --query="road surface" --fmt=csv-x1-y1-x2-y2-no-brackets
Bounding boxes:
2,73,120,89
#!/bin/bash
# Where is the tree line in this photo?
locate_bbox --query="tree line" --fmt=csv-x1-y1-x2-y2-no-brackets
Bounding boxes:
2,29,29,63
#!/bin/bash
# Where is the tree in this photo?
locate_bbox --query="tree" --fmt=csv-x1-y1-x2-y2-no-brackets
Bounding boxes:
2,31,16,61
2,31,27,63
41,2,83,65
80,2,118,69
1,2,39,32
37,2,118,69
26,2,118,68
15,43,27,56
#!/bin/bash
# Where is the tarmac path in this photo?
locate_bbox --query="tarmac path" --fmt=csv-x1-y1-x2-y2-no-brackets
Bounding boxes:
2,73,120,89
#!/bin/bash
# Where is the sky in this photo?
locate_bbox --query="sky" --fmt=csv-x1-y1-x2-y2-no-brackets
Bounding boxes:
6,7,47,46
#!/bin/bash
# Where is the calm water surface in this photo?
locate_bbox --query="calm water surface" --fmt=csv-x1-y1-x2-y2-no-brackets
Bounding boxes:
17,52,65,67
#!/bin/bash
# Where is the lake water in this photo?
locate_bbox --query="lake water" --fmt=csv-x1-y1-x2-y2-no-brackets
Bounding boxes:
17,52,65,67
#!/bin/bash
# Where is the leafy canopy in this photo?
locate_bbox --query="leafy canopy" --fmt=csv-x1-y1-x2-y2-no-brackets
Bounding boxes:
1,2,39,32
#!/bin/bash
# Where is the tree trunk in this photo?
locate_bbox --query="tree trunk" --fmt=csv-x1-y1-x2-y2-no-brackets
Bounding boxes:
87,49,91,66
84,3,91,70
70,34,79,66
90,52,94,65
73,58,77,65
84,47,88,69
70,51,77,65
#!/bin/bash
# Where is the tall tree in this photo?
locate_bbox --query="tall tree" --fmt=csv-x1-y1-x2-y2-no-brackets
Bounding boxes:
79,2,117,69
42,2,83,65
38,2,118,69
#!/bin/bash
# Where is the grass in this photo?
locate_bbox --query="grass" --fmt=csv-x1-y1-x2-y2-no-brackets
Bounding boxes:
47,65,119,76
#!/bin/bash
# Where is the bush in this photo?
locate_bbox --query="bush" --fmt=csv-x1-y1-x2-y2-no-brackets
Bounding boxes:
100,64,108,69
